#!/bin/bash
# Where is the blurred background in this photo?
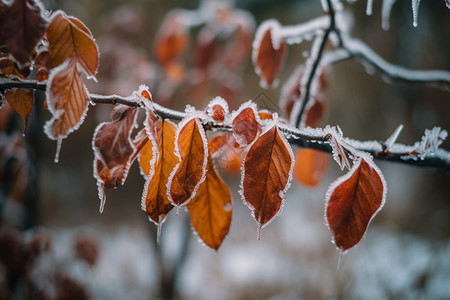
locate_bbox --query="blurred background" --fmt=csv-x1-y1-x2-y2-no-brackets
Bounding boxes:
1,0,449,299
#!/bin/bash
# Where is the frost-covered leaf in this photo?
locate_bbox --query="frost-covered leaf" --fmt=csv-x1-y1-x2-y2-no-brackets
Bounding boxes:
92,104,138,213
140,120,178,224
252,19,286,88
294,148,329,187
44,59,89,143
187,148,232,250
325,156,386,252
0,58,27,79
206,96,229,123
167,116,208,206
192,26,217,72
0,0,48,65
327,129,351,171
304,97,325,127
4,88,33,131
231,101,261,147
47,11,98,78
241,118,294,237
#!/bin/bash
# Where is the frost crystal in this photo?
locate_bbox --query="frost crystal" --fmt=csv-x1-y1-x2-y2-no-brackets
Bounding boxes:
414,127,448,159
411,0,421,27
366,0,374,16
381,0,397,30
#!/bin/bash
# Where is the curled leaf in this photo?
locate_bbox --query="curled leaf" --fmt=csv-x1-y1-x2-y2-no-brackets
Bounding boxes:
231,101,261,147
325,156,387,252
167,116,208,206
92,104,138,212
206,96,229,123
44,59,89,141
252,19,286,88
241,118,294,237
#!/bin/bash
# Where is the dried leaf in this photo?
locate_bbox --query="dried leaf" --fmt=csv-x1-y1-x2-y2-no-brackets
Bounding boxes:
325,156,386,252
0,0,48,65
208,134,230,157
0,58,26,79
231,101,260,147
187,152,232,250
304,97,325,127
47,11,98,78
140,120,178,224
168,116,208,206
253,20,286,88
294,148,329,187
92,104,138,212
192,26,217,72
241,119,294,236
44,59,89,141
4,88,33,130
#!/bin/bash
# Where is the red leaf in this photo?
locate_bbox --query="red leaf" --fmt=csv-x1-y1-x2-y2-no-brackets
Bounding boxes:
187,148,233,250
168,116,208,206
0,0,48,65
92,104,138,212
325,156,387,252
231,101,261,147
206,96,229,123
241,119,294,237
252,20,286,88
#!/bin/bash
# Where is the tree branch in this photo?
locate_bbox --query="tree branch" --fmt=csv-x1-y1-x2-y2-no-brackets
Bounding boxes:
1,80,449,172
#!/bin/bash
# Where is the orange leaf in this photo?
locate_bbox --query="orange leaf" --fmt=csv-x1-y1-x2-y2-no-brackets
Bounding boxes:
231,101,260,147
0,0,48,65
208,134,230,157
253,20,286,88
294,148,329,187
325,156,386,252
187,152,233,250
92,104,138,212
168,116,208,206
44,59,89,141
140,120,178,224
47,11,98,77
4,88,33,131
155,13,188,72
241,119,294,236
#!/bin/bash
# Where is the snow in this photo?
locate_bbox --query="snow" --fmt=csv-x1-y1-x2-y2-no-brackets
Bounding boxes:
381,0,397,30
277,16,329,46
411,0,421,27
366,0,374,16
414,127,448,159
385,124,403,150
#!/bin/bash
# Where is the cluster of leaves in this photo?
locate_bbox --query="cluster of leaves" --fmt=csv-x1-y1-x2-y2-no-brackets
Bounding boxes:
1,0,448,257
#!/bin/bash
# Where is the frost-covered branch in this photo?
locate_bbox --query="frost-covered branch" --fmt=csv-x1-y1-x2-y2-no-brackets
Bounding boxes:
2,80,449,172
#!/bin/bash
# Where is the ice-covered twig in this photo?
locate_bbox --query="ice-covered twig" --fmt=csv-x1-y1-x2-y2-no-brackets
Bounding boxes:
341,37,450,85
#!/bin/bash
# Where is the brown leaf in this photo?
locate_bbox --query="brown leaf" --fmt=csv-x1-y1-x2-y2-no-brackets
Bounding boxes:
0,57,26,79
241,119,294,236
304,97,325,128
140,120,178,224
0,0,48,65
231,101,261,147
92,104,138,212
44,59,89,141
192,26,217,72
187,152,232,250
253,20,286,88
325,156,386,252
4,88,33,130
208,134,230,157
168,116,208,206
47,11,98,77
294,148,329,187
